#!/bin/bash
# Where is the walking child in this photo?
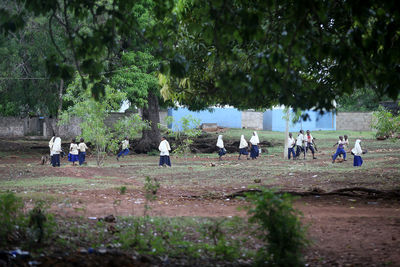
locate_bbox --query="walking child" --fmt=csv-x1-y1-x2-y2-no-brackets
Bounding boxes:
51,137,62,167
332,136,347,163
351,139,365,167
305,130,317,159
217,135,226,161
238,135,250,160
78,138,88,166
116,136,129,161
295,130,305,159
159,136,171,167
287,133,296,160
68,138,79,166
249,131,260,159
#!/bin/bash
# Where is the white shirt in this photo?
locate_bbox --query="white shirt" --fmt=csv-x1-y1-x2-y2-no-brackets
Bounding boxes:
49,137,55,155
51,137,62,155
121,140,129,150
305,134,313,144
296,134,304,146
159,140,171,156
70,143,79,155
78,142,88,152
239,135,248,149
351,139,363,156
216,135,224,148
288,137,295,148
249,132,259,145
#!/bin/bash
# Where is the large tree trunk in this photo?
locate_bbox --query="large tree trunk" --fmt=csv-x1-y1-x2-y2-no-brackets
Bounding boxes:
135,91,161,153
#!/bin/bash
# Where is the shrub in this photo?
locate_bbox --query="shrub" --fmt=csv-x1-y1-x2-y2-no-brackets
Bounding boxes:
245,189,308,266
0,192,25,245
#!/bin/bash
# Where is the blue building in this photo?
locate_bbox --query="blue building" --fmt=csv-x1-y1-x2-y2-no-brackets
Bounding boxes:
167,107,336,132
263,108,336,132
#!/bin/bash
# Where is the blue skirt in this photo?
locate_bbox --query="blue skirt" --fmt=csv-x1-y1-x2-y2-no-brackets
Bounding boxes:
250,145,259,159
239,148,249,155
159,155,171,166
68,153,79,162
353,155,363,166
218,148,226,156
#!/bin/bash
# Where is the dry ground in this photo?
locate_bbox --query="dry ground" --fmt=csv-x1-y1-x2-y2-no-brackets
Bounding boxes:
0,132,399,266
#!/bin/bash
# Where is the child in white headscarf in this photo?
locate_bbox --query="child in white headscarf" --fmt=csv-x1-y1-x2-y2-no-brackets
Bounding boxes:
351,139,364,166
249,131,260,159
51,137,62,167
238,135,249,160
159,136,171,167
216,135,226,161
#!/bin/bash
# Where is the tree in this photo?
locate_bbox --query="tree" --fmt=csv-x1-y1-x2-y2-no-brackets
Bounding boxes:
337,87,392,112
111,51,163,152
156,0,400,112
59,75,147,165
2,0,399,112
0,12,64,117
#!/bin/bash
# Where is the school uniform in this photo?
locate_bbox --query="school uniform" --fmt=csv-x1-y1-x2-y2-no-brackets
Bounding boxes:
117,139,130,158
49,136,55,156
51,137,62,167
68,143,79,163
305,134,315,155
332,140,347,161
78,142,88,165
159,139,171,166
249,132,260,159
238,135,249,157
217,135,226,157
295,133,305,158
352,139,363,166
287,136,296,159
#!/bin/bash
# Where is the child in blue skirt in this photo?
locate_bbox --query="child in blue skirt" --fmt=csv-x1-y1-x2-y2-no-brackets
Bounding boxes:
78,138,88,166
249,131,260,159
238,135,249,160
217,135,226,161
68,138,79,166
351,139,365,166
159,136,171,167
117,136,129,161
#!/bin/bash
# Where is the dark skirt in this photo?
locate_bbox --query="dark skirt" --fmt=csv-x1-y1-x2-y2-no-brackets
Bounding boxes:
51,154,60,167
250,145,259,159
353,155,363,166
218,148,226,156
68,153,79,162
79,152,86,165
239,148,249,155
159,155,171,166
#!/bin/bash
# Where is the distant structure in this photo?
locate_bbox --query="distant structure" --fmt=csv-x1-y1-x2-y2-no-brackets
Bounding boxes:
380,101,400,115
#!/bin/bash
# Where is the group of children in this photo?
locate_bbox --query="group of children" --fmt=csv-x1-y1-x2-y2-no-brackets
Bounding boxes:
48,135,88,167
288,130,318,160
217,131,261,161
49,130,366,168
287,131,365,166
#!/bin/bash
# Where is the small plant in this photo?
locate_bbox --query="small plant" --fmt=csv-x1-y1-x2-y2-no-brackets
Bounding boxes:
0,192,25,245
245,188,308,266
119,186,127,194
143,176,160,217
166,115,202,156
27,201,55,244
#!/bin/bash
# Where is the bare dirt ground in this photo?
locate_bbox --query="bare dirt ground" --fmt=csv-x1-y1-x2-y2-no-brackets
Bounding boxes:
1,137,400,266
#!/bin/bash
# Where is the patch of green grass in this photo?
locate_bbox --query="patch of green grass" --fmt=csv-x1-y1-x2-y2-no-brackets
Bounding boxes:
0,176,88,189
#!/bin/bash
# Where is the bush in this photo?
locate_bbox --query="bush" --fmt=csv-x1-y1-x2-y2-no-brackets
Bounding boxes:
245,189,308,266
0,192,25,245
372,106,400,139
